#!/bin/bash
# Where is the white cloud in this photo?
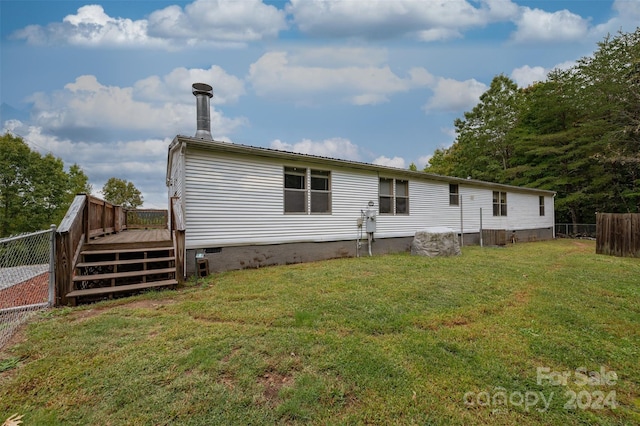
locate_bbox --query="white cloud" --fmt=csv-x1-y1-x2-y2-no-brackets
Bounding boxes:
510,65,548,87
133,66,245,105
373,155,406,169
12,5,167,48
592,0,640,39
28,74,246,140
423,78,487,112
287,0,519,41
270,137,361,161
147,0,286,43
612,0,640,20
2,120,171,207
417,155,433,169
12,1,286,48
511,7,590,43
248,50,433,105
510,59,578,87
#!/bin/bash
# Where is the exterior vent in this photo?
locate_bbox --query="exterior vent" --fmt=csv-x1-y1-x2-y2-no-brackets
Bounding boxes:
192,83,213,140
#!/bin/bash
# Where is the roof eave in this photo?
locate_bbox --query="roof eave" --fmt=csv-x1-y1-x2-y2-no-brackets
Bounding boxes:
176,135,556,196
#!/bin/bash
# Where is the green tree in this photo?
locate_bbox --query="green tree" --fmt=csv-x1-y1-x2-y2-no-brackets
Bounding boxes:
439,75,523,182
425,147,456,175
408,162,418,171
425,29,640,224
67,164,93,204
0,133,91,236
102,177,143,209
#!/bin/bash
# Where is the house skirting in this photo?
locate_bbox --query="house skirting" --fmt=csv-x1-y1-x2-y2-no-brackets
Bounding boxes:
185,227,554,276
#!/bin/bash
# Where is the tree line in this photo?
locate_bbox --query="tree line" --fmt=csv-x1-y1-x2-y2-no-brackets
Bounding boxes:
1,133,143,238
426,29,640,225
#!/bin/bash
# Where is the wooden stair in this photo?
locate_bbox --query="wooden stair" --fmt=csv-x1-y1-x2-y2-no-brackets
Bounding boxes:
67,242,178,305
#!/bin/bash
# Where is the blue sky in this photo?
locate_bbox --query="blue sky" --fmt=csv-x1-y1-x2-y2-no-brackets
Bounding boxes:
1,0,639,208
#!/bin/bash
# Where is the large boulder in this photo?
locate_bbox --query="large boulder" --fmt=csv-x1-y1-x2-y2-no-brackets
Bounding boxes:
411,227,461,257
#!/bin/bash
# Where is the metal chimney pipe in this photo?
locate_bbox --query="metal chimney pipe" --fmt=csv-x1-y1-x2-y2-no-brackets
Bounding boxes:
192,83,213,140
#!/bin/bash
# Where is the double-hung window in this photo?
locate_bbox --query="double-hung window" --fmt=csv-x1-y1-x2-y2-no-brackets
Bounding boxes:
449,184,459,206
539,196,545,216
379,178,409,215
284,167,331,214
310,170,331,213
493,191,507,216
284,167,307,213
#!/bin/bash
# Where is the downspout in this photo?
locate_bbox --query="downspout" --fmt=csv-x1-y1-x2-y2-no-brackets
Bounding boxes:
459,194,464,247
552,193,556,239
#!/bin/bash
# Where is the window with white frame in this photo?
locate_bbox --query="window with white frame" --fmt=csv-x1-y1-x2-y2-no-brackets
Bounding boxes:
379,178,409,215
284,167,306,213
310,169,331,213
539,196,545,216
493,191,507,216
449,184,459,206
284,167,331,214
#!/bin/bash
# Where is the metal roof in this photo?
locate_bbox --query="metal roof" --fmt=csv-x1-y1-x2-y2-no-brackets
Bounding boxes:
168,135,556,196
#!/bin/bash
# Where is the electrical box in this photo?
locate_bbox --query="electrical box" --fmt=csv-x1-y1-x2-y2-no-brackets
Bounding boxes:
364,207,376,233
366,215,376,233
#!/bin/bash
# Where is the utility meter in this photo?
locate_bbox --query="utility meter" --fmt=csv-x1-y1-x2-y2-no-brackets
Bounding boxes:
365,206,376,233
357,200,377,257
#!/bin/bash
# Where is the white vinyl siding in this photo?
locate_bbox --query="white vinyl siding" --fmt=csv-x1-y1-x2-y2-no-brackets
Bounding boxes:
179,146,554,249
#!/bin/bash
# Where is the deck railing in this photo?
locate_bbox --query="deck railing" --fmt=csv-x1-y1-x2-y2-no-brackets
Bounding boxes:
55,194,170,305
87,195,126,238
127,209,168,229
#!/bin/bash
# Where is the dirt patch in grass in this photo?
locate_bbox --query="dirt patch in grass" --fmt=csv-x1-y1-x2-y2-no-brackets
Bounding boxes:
260,371,294,405
65,298,178,323
123,299,177,310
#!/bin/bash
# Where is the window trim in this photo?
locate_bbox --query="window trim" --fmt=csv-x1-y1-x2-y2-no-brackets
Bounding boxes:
284,167,307,214
283,167,332,215
449,184,459,206
539,195,545,216
493,191,507,217
379,177,410,215
310,169,332,214
395,179,409,215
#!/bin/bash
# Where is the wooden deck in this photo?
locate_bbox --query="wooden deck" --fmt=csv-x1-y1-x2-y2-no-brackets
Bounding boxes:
55,195,183,306
90,229,171,245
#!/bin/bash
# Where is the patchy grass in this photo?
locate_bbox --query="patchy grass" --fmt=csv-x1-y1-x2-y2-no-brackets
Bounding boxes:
0,240,638,425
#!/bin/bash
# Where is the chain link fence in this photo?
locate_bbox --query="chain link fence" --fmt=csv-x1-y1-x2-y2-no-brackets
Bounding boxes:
555,223,597,239
0,226,55,349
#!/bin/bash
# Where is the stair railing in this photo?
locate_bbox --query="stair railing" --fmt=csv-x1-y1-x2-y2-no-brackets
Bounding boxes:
55,194,128,305
170,197,186,284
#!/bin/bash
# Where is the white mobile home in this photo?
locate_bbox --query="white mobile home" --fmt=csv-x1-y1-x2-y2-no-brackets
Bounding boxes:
167,84,555,275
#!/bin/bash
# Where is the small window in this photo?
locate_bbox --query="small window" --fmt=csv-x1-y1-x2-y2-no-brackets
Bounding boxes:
493,191,507,216
310,170,331,214
379,178,409,215
379,178,393,214
284,167,306,213
539,196,545,216
449,184,459,206
396,180,409,214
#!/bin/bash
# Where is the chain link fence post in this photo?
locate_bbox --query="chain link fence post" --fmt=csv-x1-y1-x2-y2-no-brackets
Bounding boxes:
49,224,56,307
0,228,54,349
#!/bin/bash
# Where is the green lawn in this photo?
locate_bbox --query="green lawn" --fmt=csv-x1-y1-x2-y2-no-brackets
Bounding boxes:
1,240,639,425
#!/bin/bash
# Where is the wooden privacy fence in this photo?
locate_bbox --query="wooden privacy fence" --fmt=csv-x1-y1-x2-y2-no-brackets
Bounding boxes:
596,213,640,258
